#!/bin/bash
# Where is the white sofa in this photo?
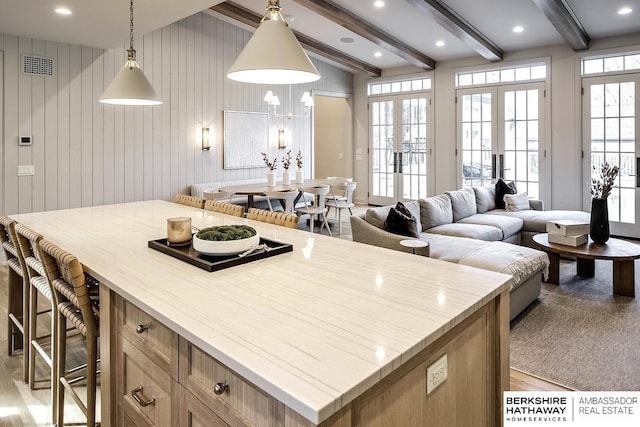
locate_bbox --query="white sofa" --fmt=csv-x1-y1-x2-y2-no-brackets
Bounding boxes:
350,186,590,320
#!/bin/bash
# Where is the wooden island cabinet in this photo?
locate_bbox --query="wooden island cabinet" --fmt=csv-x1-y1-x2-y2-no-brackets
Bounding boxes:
10,200,511,427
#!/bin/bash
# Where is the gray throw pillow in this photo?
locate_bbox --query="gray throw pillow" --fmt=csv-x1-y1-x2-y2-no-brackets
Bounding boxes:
364,206,393,229
474,186,496,213
445,188,477,221
419,195,453,230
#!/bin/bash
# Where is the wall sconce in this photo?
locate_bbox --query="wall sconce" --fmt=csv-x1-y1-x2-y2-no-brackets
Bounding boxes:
278,128,286,149
202,127,211,151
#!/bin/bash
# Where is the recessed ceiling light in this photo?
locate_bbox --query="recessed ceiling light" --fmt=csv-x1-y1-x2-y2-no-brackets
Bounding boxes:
435,40,445,47
513,25,524,33
55,7,72,15
374,1,385,8
618,7,632,15
340,37,355,44
374,51,382,58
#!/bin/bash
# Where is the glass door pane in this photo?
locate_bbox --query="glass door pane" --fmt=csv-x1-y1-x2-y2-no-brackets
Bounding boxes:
401,96,428,201
584,75,640,238
500,84,543,199
370,98,396,205
458,89,495,188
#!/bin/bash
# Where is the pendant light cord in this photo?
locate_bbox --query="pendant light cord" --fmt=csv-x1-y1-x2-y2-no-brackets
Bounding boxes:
127,0,136,62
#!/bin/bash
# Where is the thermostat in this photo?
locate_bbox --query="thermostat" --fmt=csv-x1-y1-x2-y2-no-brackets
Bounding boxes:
19,135,32,146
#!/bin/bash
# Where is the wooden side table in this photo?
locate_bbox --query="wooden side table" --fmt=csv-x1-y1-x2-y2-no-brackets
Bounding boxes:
400,239,430,256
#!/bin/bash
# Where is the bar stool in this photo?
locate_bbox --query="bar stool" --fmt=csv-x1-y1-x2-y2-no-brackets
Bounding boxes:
203,200,245,217
15,223,58,423
39,239,100,427
0,216,29,382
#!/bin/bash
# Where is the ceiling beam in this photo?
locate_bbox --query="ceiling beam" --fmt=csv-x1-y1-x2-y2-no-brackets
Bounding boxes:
531,0,590,50
210,2,381,77
405,0,503,62
292,0,436,70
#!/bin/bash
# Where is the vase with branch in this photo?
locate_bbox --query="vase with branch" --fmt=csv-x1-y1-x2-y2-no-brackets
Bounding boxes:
282,150,292,185
295,150,304,184
589,162,619,244
262,152,278,186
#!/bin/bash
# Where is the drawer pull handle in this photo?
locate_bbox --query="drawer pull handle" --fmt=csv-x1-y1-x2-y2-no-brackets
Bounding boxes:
214,382,229,395
136,324,149,334
132,385,156,407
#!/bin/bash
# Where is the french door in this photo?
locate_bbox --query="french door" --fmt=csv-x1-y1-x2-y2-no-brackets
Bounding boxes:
369,93,431,205
457,83,546,200
583,75,640,238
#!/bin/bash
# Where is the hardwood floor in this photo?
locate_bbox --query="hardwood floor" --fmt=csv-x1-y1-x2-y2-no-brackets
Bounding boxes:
0,229,568,425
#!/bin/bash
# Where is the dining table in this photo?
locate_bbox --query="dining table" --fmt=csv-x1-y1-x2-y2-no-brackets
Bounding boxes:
9,200,511,426
215,177,348,208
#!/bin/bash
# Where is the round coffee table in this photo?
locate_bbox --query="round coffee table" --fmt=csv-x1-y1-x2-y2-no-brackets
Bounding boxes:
532,233,640,297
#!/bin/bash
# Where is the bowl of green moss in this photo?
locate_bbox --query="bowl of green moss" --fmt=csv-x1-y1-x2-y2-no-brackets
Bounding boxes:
192,225,260,256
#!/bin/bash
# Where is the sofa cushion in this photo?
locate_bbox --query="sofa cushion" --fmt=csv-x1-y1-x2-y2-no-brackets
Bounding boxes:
364,200,422,231
495,179,517,209
425,223,503,241
419,195,453,230
474,186,496,213
488,209,591,233
457,214,523,240
445,187,477,221
384,202,421,238
364,205,393,229
504,193,531,212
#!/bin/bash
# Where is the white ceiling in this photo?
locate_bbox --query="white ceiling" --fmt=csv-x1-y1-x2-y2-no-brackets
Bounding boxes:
2,0,640,71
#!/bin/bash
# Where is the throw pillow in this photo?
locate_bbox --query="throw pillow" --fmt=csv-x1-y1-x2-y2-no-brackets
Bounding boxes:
418,194,453,230
473,185,496,213
495,179,517,209
364,206,393,230
504,193,531,212
445,187,477,221
384,202,421,238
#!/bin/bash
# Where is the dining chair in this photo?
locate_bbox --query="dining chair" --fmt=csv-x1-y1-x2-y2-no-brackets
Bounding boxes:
15,223,59,423
39,238,100,427
1,216,30,382
173,193,206,209
247,208,299,229
325,177,353,204
204,200,245,217
325,181,357,235
264,189,300,213
295,185,332,237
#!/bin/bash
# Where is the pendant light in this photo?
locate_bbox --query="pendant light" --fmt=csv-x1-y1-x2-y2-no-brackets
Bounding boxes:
100,0,161,105
227,0,320,85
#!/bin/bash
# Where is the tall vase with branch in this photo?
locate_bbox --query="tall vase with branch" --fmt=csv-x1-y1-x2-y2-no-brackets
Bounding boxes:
282,150,292,185
295,150,304,184
589,162,619,244
262,152,278,187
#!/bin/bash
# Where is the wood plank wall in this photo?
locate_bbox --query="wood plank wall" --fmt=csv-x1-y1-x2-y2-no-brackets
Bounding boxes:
0,12,353,215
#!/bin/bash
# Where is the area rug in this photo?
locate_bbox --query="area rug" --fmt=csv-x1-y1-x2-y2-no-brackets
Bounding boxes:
510,258,640,391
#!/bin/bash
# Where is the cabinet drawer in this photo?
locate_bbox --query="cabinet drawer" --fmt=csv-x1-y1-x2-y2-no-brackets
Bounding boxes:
118,296,178,378
179,338,280,427
118,338,178,427
179,385,229,427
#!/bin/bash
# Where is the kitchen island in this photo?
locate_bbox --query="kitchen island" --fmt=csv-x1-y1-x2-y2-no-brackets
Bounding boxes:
11,200,511,426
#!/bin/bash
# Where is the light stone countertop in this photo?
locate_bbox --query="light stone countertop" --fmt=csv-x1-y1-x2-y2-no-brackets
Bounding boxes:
11,200,512,424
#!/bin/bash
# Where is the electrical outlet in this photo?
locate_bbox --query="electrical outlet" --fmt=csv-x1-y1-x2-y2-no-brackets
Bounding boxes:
18,165,35,176
426,354,447,395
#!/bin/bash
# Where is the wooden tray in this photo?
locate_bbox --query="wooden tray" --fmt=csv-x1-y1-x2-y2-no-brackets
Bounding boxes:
148,236,293,272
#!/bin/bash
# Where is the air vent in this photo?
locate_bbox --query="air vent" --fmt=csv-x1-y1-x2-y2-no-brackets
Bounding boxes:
22,55,54,77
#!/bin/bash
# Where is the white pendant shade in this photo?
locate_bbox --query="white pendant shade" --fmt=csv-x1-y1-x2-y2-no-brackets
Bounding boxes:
100,60,161,105
227,19,320,85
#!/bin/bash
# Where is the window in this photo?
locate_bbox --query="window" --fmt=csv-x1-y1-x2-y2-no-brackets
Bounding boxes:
582,52,640,75
368,78,431,96
456,65,546,88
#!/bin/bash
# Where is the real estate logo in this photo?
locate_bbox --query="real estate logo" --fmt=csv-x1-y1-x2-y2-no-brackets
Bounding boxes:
504,391,640,426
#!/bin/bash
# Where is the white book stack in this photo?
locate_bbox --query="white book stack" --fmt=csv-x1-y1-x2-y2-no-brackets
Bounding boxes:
546,220,590,246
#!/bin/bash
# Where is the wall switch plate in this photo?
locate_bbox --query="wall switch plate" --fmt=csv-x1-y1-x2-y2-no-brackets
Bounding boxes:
18,165,35,176
338,153,344,159
426,354,447,395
